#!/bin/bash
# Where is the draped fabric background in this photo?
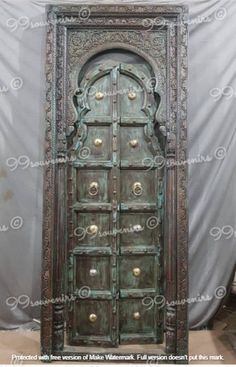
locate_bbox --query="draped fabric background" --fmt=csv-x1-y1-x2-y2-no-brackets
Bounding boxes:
0,0,235,330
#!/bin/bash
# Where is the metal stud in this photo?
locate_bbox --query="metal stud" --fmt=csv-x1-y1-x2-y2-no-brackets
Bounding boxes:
128,91,136,100
89,313,97,322
133,312,141,320
133,224,143,232
89,269,98,277
95,92,104,100
88,225,98,235
133,267,141,277
94,138,102,147
129,139,138,148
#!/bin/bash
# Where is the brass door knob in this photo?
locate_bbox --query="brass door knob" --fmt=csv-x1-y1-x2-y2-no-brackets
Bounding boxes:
133,224,143,232
128,91,136,100
133,312,140,320
94,138,102,147
89,182,99,196
88,224,98,235
89,269,98,276
133,267,141,277
132,182,143,196
95,92,104,100
89,313,97,322
129,139,138,148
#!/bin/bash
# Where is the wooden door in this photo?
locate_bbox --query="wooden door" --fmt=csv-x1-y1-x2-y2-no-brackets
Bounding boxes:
67,56,164,347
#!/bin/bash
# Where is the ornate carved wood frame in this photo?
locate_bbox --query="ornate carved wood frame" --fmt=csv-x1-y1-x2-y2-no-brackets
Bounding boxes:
41,3,188,361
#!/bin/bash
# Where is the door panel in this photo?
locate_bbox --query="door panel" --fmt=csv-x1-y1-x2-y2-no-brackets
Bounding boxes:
119,299,158,343
119,255,156,290
71,300,115,346
76,256,112,291
118,74,145,118
76,212,111,248
76,169,110,203
85,126,112,161
120,170,157,203
120,126,153,164
68,54,163,347
119,213,159,250
86,75,112,118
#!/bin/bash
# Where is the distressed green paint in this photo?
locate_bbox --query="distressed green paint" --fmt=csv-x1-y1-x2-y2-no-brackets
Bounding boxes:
68,58,164,346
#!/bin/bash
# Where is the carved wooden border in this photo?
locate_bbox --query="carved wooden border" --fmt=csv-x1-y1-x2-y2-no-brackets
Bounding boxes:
41,3,188,361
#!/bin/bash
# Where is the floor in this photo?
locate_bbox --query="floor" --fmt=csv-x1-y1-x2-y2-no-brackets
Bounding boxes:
0,330,235,364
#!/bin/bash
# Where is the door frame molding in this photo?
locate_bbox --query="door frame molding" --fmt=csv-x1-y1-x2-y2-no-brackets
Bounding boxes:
41,3,188,361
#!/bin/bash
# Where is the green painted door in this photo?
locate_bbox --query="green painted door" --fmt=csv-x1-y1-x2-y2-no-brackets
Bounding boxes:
67,56,164,347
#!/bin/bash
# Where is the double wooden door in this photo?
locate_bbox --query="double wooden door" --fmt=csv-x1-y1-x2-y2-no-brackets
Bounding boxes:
67,55,164,347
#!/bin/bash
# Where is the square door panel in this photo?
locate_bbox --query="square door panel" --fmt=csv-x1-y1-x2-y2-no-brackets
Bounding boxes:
76,212,110,247
120,126,153,163
75,256,111,291
85,75,112,118
119,74,146,119
120,213,159,248
84,126,111,161
120,170,156,203
73,300,112,338
119,255,156,291
76,169,110,203
119,298,155,335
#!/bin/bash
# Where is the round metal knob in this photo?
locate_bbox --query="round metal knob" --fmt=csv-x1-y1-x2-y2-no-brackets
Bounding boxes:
133,312,141,320
95,92,104,100
89,313,97,322
89,182,98,196
129,139,138,148
133,267,141,277
132,182,143,196
88,224,98,235
94,138,102,147
128,91,136,100
89,269,98,277
133,224,143,232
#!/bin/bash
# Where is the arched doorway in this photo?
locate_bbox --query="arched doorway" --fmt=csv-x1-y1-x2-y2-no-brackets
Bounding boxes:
66,50,165,347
